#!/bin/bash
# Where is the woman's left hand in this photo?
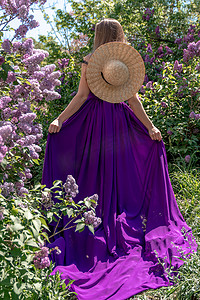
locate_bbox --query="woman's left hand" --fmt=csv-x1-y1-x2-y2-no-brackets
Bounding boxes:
148,126,162,141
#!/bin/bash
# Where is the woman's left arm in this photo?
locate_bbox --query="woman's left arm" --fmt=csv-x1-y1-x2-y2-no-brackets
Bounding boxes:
128,93,162,141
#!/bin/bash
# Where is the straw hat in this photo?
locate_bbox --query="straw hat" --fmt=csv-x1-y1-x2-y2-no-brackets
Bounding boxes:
86,41,145,103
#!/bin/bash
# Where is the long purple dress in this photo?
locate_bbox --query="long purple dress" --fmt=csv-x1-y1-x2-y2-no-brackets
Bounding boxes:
41,90,198,300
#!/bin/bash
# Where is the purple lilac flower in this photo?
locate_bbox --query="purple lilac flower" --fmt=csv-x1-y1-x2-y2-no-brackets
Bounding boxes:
67,72,73,78
18,5,28,19
0,125,13,141
167,130,173,135
1,39,11,53
0,182,15,198
175,38,182,45
140,85,145,94
144,54,150,63
155,26,160,37
43,90,61,101
87,194,98,208
64,175,79,199
188,25,196,34
189,111,196,118
0,96,12,109
41,64,56,74
183,33,195,43
150,56,155,64
185,155,191,163
83,210,101,228
157,46,163,55
165,46,173,55
146,81,153,89
161,101,168,108
19,112,36,123
174,60,182,73
33,246,50,269
23,52,46,66
22,38,34,55
18,187,29,197
58,58,69,69
146,44,152,53
195,114,200,120
0,56,5,65
6,71,16,83
14,24,29,38
12,41,22,52
28,20,40,29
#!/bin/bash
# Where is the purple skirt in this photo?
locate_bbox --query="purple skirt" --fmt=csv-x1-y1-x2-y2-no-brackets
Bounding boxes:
41,91,198,300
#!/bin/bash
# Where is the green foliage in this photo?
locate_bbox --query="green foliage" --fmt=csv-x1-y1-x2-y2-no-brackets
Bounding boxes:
0,192,76,299
0,177,100,299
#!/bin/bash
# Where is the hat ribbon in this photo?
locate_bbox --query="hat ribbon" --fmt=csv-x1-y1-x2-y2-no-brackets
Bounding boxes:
101,72,112,85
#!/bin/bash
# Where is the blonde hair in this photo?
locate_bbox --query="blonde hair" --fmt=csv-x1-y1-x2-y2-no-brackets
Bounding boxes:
91,18,128,53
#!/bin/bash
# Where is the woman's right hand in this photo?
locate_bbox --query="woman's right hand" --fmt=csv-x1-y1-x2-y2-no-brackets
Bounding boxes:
48,118,63,133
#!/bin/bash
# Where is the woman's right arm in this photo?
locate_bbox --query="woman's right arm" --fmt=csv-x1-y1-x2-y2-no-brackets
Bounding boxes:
48,59,90,133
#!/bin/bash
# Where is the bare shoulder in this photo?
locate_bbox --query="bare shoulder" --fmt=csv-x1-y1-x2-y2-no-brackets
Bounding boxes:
83,53,92,62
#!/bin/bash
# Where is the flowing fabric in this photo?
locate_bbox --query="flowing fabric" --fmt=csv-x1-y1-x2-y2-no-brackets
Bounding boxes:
41,91,198,300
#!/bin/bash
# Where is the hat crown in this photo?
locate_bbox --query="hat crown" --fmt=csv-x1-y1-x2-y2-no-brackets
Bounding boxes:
102,60,129,86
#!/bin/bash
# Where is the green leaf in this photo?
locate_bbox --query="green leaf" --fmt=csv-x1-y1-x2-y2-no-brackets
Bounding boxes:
11,247,22,257
32,219,41,232
10,223,24,231
30,225,39,239
39,217,49,229
75,223,85,232
87,224,94,234
34,282,42,291
13,282,22,295
41,231,50,243
24,209,33,220
26,239,39,248
66,208,74,218
32,159,40,165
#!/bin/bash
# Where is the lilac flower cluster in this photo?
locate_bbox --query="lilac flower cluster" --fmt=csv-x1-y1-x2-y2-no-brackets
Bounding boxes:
0,182,15,198
87,194,98,208
155,26,160,38
58,58,69,69
0,38,62,198
161,101,168,108
0,0,47,39
156,45,173,58
41,191,54,210
142,8,154,21
167,130,173,135
183,40,200,62
33,246,50,269
63,175,79,201
189,111,200,120
83,210,102,228
173,60,183,73
185,155,191,163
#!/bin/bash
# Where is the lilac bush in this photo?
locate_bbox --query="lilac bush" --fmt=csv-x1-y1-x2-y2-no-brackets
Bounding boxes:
0,38,62,198
136,24,200,168
0,0,47,40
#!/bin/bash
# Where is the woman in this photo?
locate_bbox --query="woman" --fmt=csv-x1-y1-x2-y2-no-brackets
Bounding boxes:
42,18,197,300
48,19,161,142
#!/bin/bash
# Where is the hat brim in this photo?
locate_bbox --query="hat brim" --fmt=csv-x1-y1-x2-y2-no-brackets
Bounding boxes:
86,42,145,103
